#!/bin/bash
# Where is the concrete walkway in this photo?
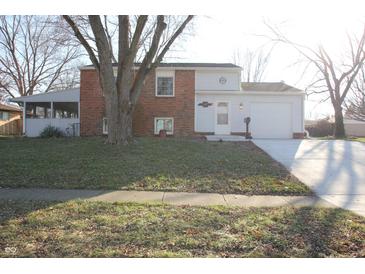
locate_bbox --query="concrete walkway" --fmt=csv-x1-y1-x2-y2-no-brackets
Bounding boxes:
0,188,335,208
253,139,365,216
206,135,248,142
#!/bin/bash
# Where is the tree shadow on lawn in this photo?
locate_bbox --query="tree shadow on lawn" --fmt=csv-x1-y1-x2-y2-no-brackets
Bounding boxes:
278,206,364,257
0,200,60,224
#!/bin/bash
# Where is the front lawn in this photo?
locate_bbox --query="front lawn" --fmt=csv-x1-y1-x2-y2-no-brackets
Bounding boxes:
0,200,364,257
0,137,311,195
350,137,365,143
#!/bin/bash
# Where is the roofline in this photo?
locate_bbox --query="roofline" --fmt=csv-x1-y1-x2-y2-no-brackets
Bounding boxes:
11,88,80,102
196,90,306,95
79,63,242,71
241,82,304,93
0,104,22,112
242,90,305,95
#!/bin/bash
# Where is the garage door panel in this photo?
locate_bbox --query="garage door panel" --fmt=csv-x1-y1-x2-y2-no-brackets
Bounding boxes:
250,102,292,139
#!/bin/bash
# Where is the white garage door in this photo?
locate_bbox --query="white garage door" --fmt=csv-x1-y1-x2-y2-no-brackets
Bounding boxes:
250,102,292,138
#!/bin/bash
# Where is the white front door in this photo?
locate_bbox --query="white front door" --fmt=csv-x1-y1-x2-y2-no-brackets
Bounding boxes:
215,101,230,135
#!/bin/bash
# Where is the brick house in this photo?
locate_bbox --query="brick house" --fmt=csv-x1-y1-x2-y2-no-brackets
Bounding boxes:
14,63,306,139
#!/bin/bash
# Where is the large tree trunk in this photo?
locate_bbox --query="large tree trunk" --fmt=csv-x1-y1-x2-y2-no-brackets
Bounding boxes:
333,104,346,138
119,109,133,144
104,94,134,144
104,71,134,145
105,92,121,144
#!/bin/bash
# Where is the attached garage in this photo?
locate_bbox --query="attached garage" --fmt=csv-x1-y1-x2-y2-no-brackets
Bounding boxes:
250,102,292,138
195,82,305,139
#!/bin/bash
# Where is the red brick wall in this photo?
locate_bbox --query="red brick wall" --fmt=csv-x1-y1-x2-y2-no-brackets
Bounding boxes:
133,70,195,136
80,70,105,136
79,69,195,137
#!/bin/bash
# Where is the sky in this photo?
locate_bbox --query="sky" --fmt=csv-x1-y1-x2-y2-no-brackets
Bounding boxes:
3,0,365,119
166,5,365,119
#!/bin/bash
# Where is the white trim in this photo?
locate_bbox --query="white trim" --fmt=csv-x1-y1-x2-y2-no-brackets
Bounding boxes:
155,67,241,72
80,66,241,72
194,94,197,132
155,70,175,97
195,90,305,95
22,102,26,134
154,117,174,135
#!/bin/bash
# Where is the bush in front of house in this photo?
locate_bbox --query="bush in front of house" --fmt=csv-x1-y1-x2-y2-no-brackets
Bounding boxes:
305,118,334,137
39,125,64,138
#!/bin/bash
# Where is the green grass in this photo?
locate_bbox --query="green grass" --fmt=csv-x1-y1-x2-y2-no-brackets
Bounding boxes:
0,200,364,257
350,137,365,143
313,136,365,143
0,137,311,195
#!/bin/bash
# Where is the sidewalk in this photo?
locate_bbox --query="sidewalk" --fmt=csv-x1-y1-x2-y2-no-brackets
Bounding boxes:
0,188,336,208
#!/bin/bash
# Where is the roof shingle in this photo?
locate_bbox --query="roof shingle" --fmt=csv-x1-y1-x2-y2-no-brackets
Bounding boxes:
241,82,303,92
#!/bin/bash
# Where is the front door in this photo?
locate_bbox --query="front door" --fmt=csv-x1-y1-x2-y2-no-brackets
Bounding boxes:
215,101,230,135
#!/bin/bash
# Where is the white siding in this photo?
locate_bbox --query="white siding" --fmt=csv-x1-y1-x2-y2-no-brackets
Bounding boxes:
344,121,365,137
195,71,241,91
26,118,79,137
195,93,304,138
195,94,245,133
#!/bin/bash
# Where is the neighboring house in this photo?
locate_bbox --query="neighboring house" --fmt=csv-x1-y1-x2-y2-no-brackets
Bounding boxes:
343,119,365,137
13,63,306,139
12,88,80,137
0,103,22,135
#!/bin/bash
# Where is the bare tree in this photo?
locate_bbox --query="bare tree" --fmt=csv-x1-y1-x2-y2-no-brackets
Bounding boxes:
63,15,194,144
345,65,365,121
232,47,272,82
0,16,80,98
266,22,365,138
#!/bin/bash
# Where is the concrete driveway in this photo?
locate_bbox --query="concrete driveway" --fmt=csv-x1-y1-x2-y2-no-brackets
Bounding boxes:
253,139,365,216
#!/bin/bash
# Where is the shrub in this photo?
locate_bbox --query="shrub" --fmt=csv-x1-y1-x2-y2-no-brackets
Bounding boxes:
305,119,334,137
39,125,64,138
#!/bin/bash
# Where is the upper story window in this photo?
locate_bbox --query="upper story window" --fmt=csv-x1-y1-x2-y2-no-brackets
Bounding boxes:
156,70,175,97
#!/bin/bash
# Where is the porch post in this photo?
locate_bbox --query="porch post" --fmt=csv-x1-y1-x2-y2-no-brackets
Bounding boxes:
22,102,26,135
51,101,53,125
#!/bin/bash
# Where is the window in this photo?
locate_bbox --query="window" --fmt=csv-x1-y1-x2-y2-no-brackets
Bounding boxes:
102,117,108,134
154,117,174,135
0,111,9,120
156,71,175,97
53,102,78,118
26,102,51,119
156,77,174,96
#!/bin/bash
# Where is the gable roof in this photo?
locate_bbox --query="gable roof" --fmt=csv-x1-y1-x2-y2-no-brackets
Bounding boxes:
81,62,241,69
241,82,303,92
0,103,22,112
